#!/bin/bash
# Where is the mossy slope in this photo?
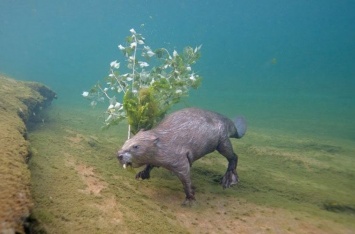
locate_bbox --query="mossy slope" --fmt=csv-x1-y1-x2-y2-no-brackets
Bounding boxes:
29,105,355,233
0,75,56,233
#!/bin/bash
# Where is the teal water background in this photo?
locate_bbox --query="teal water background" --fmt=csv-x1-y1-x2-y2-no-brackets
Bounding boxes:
1,1,354,142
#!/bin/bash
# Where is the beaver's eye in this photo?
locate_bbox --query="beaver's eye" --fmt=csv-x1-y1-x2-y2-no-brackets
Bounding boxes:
132,145,139,150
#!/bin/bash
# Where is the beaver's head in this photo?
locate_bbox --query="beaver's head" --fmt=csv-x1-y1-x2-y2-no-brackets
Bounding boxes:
117,130,159,169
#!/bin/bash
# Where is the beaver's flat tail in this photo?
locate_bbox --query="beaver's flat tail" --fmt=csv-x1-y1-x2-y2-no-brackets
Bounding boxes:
234,116,247,139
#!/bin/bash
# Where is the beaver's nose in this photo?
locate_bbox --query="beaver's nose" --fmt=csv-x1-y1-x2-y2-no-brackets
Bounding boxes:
117,152,123,160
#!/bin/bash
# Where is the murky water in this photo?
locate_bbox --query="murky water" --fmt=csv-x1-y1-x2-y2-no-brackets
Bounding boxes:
1,1,354,143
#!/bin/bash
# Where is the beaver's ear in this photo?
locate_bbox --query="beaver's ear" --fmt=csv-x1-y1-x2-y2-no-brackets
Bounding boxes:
148,134,159,145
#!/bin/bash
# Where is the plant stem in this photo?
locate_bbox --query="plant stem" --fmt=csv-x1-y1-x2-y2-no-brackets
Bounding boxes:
128,124,131,139
126,35,139,139
98,85,111,99
111,68,126,94
131,36,137,92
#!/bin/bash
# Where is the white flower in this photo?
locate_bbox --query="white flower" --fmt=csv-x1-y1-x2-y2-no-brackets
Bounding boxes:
194,44,202,53
175,89,182,94
130,42,137,48
173,50,178,57
118,44,125,50
132,89,138,94
104,88,108,92
127,77,133,81
146,50,155,57
138,40,144,45
109,73,115,77
110,60,120,69
139,61,149,68
82,91,89,97
114,102,121,109
189,73,196,81
130,28,136,34
186,66,191,71
108,104,114,109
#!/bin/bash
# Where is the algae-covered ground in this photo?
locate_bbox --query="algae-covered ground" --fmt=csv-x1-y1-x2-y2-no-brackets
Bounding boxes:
27,103,355,234
0,75,56,233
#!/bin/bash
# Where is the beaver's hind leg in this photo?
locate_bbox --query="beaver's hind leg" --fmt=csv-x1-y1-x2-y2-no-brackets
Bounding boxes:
217,138,239,188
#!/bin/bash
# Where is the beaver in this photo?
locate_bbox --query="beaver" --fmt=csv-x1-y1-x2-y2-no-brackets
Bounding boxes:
117,107,247,205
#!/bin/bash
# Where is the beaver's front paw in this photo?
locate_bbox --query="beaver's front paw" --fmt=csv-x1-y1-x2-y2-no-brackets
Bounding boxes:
221,170,239,189
135,170,150,180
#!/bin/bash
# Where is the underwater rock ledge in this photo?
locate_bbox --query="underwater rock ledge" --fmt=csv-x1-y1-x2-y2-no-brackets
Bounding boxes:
0,75,56,234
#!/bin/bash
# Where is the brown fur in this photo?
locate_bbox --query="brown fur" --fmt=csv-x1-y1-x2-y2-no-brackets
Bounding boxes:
117,108,246,205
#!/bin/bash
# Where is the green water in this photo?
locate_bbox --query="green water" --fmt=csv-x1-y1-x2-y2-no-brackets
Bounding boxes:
1,1,354,143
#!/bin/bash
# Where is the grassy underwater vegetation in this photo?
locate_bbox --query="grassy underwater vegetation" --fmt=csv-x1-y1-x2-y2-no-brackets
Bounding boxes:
28,104,355,233
83,28,202,137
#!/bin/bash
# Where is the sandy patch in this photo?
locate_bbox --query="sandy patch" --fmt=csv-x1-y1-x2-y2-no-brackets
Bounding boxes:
64,153,107,196
63,152,125,231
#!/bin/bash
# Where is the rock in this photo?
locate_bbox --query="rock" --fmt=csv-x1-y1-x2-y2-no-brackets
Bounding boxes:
0,75,56,233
